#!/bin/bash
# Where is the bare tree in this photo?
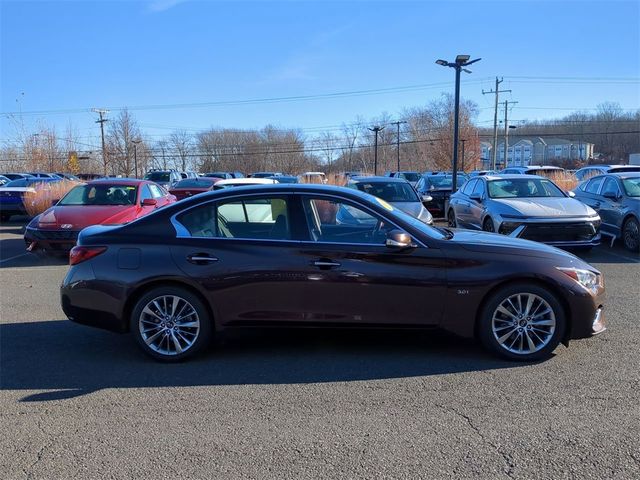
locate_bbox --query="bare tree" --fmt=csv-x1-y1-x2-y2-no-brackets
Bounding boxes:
106,109,144,176
169,130,193,171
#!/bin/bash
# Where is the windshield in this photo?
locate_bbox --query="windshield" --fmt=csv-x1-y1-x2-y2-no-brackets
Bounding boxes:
144,172,171,182
355,181,419,202
622,177,640,197
488,178,565,198
3,179,52,188
204,172,228,179
399,172,420,182
58,184,138,205
427,176,466,188
173,178,216,188
251,172,278,178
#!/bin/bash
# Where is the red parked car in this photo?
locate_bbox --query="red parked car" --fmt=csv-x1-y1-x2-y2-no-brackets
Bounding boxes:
24,179,176,254
169,177,220,200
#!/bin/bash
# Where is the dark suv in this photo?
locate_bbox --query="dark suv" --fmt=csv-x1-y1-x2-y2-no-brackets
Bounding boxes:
143,170,182,189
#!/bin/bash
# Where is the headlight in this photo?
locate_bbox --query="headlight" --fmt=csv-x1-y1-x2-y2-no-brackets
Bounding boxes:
556,267,600,293
499,221,521,235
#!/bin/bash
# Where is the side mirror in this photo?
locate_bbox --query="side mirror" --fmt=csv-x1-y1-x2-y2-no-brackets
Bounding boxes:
142,198,157,207
602,191,618,200
421,194,433,203
469,193,482,202
385,229,416,249
567,191,576,198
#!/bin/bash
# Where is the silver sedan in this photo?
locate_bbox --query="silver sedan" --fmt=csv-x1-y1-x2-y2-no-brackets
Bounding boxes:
448,175,601,249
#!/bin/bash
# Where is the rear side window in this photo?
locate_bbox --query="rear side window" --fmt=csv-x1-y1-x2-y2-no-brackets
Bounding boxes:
585,177,604,194
177,197,291,240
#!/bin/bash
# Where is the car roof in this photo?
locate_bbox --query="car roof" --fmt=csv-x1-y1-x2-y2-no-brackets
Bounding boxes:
86,178,146,186
609,172,640,179
481,174,546,180
216,178,278,185
350,176,408,183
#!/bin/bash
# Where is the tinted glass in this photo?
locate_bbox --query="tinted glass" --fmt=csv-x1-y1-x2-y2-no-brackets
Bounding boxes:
149,184,165,198
472,180,485,197
4,179,29,187
144,172,171,182
585,177,604,194
139,185,153,203
173,178,216,188
354,181,419,202
427,176,466,188
399,172,420,182
58,184,137,205
487,178,564,198
179,197,290,240
600,177,620,197
622,177,640,197
460,179,477,195
303,197,392,244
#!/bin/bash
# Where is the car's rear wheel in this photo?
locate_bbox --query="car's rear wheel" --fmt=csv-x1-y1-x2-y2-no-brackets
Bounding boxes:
447,209,457,228
130,286,212,362
478,283,566,361
482,217,495,232
622,217,639,252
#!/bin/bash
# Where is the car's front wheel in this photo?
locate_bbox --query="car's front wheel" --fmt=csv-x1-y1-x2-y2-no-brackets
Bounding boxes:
447,209,457,228
482,217,495,232
622,217,639,252
477,283,566,361
130,286,212,362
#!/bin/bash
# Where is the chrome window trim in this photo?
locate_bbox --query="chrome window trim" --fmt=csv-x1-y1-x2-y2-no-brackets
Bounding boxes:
169,190,428,248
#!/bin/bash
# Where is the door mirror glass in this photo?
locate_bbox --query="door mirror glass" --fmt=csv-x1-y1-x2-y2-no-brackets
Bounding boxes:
567,191,576,198
385,229,415,249
142,198,157,207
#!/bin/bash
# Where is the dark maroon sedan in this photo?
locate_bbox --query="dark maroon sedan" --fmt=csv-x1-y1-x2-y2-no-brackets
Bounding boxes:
169,177,220,201
61,184,605,362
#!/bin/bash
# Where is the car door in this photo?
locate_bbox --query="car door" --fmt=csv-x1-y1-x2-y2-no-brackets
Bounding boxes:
136,184,157,218
289,194,446,326
149,183,172,207
598,176,624,237
467,179,487,230
576,176,605,211
169,194,316,327
453,179,476,227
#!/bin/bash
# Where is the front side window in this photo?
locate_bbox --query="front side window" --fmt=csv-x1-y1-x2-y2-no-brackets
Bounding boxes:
302,197,393,245
460,179,477,196
471,179,485,197
149,184,165,198
178,197,290,240
600,177,620,198
585,177,604,195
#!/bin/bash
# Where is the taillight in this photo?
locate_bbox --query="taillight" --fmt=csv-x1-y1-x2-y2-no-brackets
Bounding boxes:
69,246,107,266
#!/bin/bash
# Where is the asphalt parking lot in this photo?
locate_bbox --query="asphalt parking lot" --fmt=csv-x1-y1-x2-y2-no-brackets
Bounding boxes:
1,217,638,479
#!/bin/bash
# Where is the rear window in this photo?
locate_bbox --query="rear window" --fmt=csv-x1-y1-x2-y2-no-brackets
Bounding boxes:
173,178,217,188
144,172,171,182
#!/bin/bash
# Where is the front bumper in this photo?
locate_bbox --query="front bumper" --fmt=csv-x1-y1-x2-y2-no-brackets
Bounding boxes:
24,227,79,252
502,218,601,247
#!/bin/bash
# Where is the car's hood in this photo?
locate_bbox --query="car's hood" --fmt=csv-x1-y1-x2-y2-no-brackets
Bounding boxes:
449,229,593,267
36,205,138,229
492,197,596,218
391,201,424,217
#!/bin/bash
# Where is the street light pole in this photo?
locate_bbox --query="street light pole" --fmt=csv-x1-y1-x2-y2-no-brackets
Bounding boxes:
391,120,407,171
368,126,384,175
435,55,481,193
132,139,141,178
460,139,466,172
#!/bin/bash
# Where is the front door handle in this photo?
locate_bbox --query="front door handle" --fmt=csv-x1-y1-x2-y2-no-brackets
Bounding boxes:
312,260,341,268
187,253,219,264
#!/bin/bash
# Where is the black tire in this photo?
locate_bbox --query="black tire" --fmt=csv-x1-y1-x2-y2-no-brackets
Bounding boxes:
622,217,639,252
477,283,566,362
447,209,457,228
130,286,212,362
482,217,495,232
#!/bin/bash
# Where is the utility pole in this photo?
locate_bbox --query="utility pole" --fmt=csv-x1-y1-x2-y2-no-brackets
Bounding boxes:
93,109,109,176
390,120,407,171
368,126,384,175
482,78,510,170
132,139,141,178
503,100,518,167
460,139,466,172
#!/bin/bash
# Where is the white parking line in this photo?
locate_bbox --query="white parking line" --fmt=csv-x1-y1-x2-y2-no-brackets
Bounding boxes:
0,253,31,265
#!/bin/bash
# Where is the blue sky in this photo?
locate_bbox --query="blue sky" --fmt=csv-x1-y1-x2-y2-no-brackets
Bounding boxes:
1,0,639,146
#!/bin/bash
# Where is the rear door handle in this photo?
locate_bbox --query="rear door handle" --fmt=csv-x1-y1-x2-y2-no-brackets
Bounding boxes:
312,260,341,268
187,254,219,264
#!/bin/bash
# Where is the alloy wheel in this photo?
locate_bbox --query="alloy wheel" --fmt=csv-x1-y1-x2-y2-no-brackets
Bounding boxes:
138,295,200,356
623,218,639,252
447,210,457,227
491,293,556,355
483,218,495,232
